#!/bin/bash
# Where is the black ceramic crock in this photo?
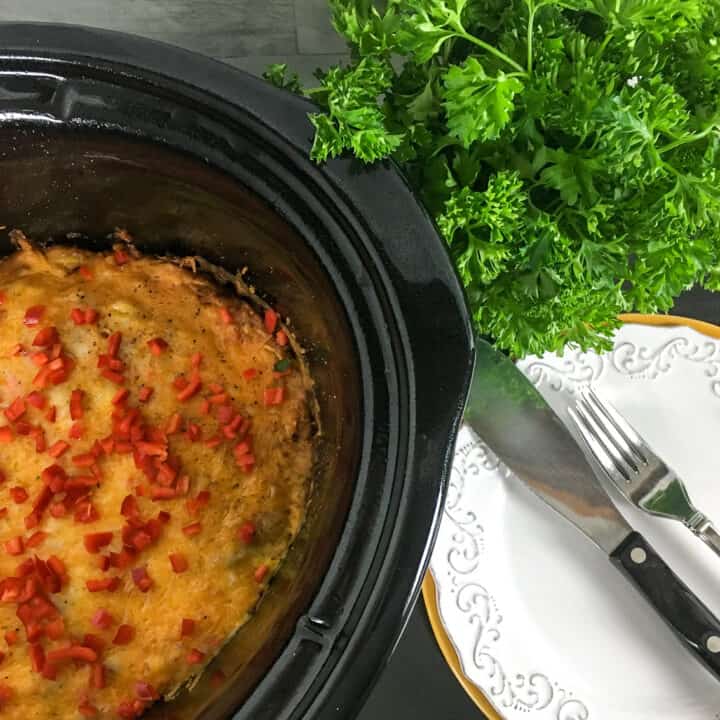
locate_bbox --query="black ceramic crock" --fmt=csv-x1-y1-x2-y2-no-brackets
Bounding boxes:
0,23,474,720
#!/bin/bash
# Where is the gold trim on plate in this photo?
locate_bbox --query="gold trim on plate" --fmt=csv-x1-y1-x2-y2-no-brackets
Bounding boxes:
422,313,720,719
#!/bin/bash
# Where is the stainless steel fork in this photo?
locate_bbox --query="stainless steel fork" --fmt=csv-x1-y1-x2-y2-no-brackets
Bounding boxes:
569,387,720,558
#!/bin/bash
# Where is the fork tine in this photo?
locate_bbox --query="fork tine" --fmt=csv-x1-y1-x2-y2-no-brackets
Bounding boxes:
580,389,641,471
583,388,647,465
568,406,627,485
574,394,635,483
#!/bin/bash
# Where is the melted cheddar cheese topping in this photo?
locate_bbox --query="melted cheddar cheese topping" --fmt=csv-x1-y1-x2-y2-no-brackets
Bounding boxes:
0,234,313,719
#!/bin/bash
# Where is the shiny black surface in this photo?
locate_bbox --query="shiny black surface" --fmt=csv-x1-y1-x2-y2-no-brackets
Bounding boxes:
611,531,720,680
0,22,475,720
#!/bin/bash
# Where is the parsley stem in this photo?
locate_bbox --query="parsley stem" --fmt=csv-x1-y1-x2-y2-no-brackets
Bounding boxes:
527,7,535,75
658,126,718,155
527,4,536,73
458,31,527,75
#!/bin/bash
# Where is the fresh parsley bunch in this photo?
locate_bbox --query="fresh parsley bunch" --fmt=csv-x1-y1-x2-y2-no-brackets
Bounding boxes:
267,0,720,357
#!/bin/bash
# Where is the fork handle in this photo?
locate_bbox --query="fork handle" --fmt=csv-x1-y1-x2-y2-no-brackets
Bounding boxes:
690,519,720,558
611,531,720,680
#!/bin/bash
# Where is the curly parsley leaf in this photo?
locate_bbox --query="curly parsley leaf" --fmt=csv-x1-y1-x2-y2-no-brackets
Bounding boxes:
263,63,302,93
308,56,404,162
280,0,720,357
442,58,524,147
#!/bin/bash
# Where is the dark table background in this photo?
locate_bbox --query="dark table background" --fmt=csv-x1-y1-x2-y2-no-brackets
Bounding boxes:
359,607,482,719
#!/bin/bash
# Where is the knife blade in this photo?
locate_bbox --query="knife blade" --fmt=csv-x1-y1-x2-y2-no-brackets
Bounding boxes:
464,337,720,680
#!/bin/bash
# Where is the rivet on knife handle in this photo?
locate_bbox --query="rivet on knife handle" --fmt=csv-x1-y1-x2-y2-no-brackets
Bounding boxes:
611,531,720,678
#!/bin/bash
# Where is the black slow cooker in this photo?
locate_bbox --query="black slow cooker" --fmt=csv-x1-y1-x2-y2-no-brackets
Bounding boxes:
0,23,475,720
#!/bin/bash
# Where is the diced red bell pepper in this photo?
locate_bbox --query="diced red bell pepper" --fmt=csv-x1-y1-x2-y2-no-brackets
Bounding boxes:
86,577,121,593
112,387,130,405
101,369,124,385
107,331,122,358
169,553,189,573
114,249,130,266
186,648,205,664
91,609,115,629
71,308,86,325
216,404,234,424
84,532,113,554
25,391,46,409
45,645,97,664
181,618,195,638
45,618,65,640
264,308,278,334
177,373,202,402
41,465,67,493
165,412,183,435
47,440,69,458
131,566,153,593
150,486,175,501
236,521,256,545
26,531,47,548
263,387,285,406
29,643,45,673
32,326,58,347
175,475,190,496
4,396,26,422
4,537,23,556
186,490,210,517
112,624,134,645
147,338,168,356
23,305,45,327
182,522,202,537
91,663,106,689
70,389,84,420
72,452,96,468
120,495,139,519
9,487,27,504
186,422,201,442
254,564,269,583
74,502,99,524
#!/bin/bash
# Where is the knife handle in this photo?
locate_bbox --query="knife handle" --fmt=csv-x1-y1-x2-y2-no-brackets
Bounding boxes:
611,531,720,679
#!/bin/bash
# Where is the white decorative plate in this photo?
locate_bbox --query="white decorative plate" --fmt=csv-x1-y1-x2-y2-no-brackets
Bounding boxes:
425,318,720,720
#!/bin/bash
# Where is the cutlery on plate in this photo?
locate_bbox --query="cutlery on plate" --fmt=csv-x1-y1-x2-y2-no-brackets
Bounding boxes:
569,387,720,558
464,338,720,680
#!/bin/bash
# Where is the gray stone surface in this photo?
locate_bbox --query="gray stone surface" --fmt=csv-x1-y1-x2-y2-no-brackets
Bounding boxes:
0,0,349,68
295,0,347,54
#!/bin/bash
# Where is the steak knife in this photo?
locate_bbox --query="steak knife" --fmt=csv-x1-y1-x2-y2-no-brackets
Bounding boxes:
464,337,720,679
